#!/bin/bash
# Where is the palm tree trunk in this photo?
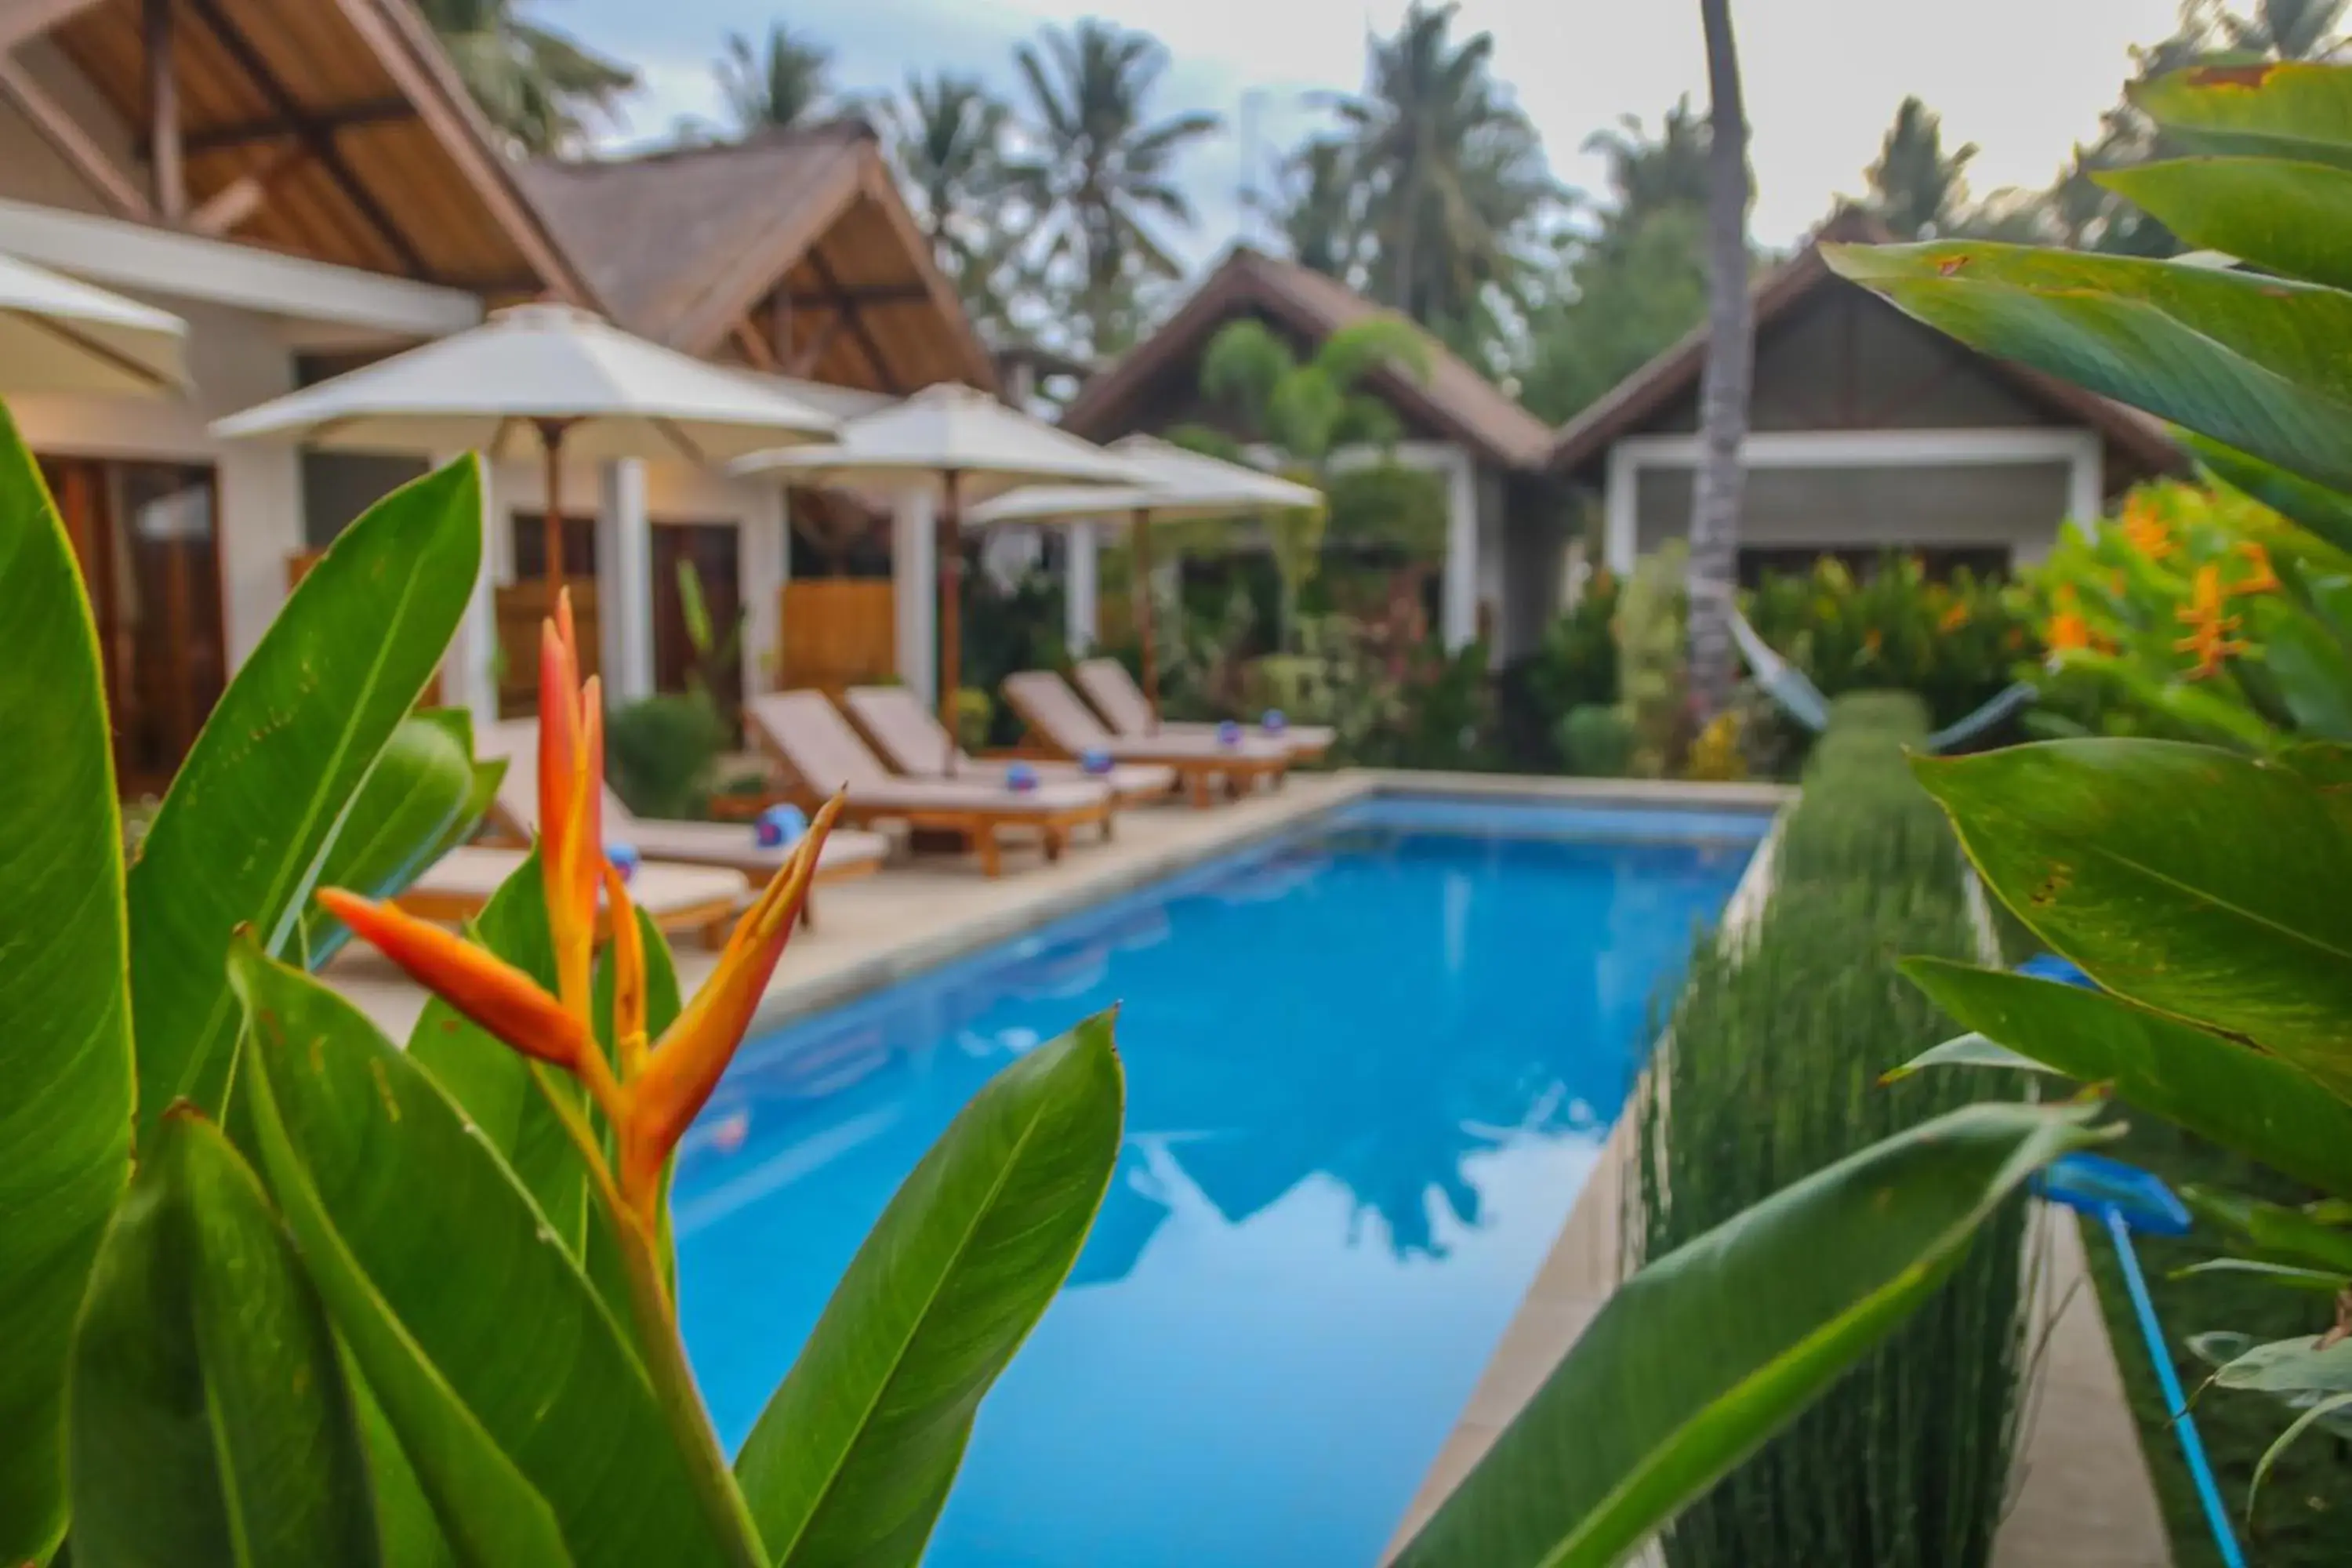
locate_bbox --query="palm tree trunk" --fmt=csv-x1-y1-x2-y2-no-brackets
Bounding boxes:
1689,0,1753,720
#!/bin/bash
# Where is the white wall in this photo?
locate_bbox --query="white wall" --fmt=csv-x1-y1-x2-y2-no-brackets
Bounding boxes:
9,295,303,669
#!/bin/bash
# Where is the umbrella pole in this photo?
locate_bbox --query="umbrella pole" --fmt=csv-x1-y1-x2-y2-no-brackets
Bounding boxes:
1133,506,1160,734
937,470,963,776
536,417,569,587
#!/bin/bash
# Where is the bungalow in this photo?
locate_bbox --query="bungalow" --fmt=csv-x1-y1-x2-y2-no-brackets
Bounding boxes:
1058,245,1563,662
0,0,989,784
1548,209,2183,582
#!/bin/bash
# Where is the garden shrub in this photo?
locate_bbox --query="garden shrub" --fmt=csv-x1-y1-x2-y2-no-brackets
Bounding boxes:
1634,691,2029,1568
1746,554,2029,731
1617,542,1690,777
604,691,728,819
1559,703,1634,776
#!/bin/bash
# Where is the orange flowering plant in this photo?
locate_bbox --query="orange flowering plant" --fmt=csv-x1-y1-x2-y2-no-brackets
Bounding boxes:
0,415,1124,1566
2014,477,2352,752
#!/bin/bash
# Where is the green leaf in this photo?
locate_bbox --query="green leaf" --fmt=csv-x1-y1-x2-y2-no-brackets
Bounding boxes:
68,1110,378,1568
2253,601,2352,738
2254,1390,2352,1515
735,1012,1125,1568
0,403,133,1563
232,937,742,1568
2176,1258,2351,1291
2096,157,2352,291
1878,1031,2052,1080
2188,431,2352,559
350,1366,461,1568
128,459,481,1146
2187,1187,2352,1272
2212,1334,2352,1395
1901,960,2352,1197
1389,1102,2111,1568
2132,61,2352,170
1914,740,2352,1102
301,713,499,967
1824,240,2352,494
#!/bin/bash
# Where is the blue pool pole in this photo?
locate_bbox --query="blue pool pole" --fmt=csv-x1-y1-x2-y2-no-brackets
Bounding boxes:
2036,1150,2246,1568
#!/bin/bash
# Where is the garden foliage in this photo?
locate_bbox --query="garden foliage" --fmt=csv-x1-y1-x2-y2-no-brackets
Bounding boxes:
1635,694,2028,1568
1745,554,2027,731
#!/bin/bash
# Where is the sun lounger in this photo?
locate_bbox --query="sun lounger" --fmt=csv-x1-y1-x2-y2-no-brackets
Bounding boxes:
745,691,1115,877
1000,671,1289,808
1070,656,1333,761
474,720,889,918
394,845,748,949
841,684,1177,806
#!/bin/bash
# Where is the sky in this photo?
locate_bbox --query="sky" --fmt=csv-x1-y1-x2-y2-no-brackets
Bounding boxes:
557,0,2192,258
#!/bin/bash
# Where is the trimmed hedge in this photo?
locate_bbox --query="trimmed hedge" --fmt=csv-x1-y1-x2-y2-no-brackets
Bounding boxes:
1632,690,2031,1568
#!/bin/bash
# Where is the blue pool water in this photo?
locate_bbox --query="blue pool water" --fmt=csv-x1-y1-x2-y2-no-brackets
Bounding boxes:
672,796,1764,1567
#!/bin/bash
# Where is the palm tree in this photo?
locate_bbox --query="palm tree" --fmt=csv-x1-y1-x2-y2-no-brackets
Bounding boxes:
1011,20,1220,356
2216,0,2347,56
1688,0,1752,720
1584,100,1711,229
1271,138,1367,287
1865,96,1978,240
417,0,635,156
714,24,839,135
887,73,1017,330
1334,3,1556,351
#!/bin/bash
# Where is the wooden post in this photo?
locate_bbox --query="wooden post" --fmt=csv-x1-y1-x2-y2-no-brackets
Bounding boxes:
145,0,183,220
1131,506,1161,732
935,470,962,775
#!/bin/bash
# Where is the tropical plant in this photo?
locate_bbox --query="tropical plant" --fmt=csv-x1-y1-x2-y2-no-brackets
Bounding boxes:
1637,695,2027,1568
1688,0,1752,721
1744,554,2029,731
1271,136,1369,286
417,0,636,155
1616,542,1690,778
1864,96,1979,241
2016,476,2352,751
0,408,1127,1566
1820,51,2352,1538
714,22,840,135
605,693,727,818
1333,2,1558,363
1009,20,1220,355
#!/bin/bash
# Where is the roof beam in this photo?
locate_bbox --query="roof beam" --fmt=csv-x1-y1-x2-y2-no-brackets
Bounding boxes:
0,54,152,219
784,311,844,379
782,282,932,308
0,0,107,51
808,247,900,394
182,95,412,153
183,0,426,274
731,316,779,372
186,140,301,237
144,0,183,220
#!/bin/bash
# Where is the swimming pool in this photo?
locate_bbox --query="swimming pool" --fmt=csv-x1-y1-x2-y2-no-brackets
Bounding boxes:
673,793,1766,1566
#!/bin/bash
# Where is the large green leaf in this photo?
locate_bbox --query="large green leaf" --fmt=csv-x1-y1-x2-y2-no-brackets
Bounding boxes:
2211,1334,2352,1395
1388,1102,2110,1568
1900,959,2352,1197
67,1110,377,1568
300,712,499,967
2188,431,2352,559
735,1012,1124,1568
128,459,481,1145
0,405,133,1562
1914,739,2352,1101
231,938,748,1568
2133,60,2352,169
2097,157,2352,290
2185,1187,2352,1272
1823,240,2352,494
2252,600,2352,738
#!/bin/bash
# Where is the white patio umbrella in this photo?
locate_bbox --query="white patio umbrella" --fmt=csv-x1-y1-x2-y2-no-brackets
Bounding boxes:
731,383,1143,764
969,434,1324,729
0,251,187,397
212,302,838,583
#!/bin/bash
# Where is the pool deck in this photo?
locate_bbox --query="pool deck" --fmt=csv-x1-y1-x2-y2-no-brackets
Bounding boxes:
325,768,2165,1566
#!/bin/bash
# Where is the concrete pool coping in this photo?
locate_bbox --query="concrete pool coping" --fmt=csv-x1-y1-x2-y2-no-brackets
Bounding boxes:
1380,804,2173,1567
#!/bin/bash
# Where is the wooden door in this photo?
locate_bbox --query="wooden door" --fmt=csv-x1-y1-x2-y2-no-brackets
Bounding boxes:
780,579,897,695
42,456,226,797
652,522,742,715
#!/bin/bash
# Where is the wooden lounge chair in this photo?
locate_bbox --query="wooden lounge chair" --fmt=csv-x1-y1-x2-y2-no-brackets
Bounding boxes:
745,691,1116,877
1071,656,1334,761
1000,671,1289,808
474,721,890,915
841,684,1177,807
394,845,747,949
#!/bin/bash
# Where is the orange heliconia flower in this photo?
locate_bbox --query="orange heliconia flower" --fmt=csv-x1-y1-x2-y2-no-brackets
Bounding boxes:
320,593,846,1244
1938,600,1971,633
2045,583,2092,655
2174,564,2250,679
2120,500,2175,562
2231,541,2283,596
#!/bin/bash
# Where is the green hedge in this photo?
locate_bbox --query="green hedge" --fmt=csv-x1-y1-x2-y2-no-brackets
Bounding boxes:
1632,690,2031,1568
